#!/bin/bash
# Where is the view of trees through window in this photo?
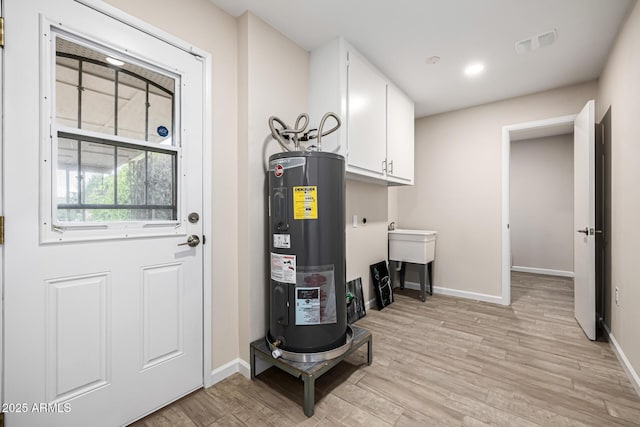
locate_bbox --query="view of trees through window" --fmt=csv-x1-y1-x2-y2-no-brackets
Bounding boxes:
57,138,176,222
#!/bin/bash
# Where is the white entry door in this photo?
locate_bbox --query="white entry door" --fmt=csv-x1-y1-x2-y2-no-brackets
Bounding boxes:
4,1,204,426
574,100,596,340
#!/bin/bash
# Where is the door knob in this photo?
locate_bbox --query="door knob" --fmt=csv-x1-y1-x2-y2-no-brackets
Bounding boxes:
178,235,200,247
577,227,589,235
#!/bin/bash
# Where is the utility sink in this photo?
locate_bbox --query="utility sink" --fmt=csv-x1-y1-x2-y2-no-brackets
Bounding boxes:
388,229,437,264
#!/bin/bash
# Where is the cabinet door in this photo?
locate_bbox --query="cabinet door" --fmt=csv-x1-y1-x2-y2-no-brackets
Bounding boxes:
387,84,414,184
347,51,387,176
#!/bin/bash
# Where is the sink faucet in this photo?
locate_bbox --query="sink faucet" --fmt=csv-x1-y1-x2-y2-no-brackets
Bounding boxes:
388,222,395,231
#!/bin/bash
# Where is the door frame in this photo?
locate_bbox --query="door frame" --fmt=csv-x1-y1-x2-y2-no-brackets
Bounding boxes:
0,0,4,408
0,0,215,404
501,114,577,305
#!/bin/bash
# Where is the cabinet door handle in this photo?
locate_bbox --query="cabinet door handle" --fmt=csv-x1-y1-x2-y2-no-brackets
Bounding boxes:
389,160,394,175
382,159,387,173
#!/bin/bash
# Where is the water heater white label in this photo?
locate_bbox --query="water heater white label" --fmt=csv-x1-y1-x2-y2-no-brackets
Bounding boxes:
295,287,321,325
296,265,337,325
270,253,296,284
273,234,291,249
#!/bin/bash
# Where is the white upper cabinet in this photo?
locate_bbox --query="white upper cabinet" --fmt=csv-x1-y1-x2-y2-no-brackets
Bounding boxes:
386,84,415,184
308,37,344,155
309,37,415,185
347,50,387,177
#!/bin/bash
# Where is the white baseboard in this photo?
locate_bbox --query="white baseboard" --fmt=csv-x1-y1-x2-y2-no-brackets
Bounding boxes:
511,266,574,278
238,358,251,379
208,358,251,387
602,323,640,398
403,281,504,305
364,297,377,311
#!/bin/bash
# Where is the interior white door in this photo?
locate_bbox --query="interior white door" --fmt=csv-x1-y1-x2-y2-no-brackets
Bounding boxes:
3,1,204,426
574,100,596,340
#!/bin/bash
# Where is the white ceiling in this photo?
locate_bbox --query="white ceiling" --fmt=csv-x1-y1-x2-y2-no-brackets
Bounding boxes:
208,0,633,117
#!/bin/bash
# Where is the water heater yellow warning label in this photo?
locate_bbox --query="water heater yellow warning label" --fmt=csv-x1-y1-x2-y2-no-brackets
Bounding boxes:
293,186,318,220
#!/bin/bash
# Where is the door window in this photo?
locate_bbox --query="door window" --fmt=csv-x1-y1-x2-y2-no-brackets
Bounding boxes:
47,32,182,233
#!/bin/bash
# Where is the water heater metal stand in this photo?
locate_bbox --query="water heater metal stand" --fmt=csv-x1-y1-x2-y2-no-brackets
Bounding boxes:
250,325,372,417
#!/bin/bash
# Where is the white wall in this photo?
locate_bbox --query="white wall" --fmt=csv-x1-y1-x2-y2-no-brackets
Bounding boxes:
346,180,389,306
596,0,640,390
237,12,310,361
510,134,574,275
395,81,597,299
104,0,240,372
387,185,399,226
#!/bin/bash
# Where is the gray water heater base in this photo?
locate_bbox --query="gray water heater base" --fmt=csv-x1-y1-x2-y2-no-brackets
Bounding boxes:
267,326,354,363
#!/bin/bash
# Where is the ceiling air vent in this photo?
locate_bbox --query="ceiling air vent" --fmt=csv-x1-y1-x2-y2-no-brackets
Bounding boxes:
515,29,557,54
515,38,533,54
537,29,557,48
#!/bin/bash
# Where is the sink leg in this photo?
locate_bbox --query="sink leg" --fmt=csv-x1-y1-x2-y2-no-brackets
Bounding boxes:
389,261,397,288
418,264,427,302
399,262,406,289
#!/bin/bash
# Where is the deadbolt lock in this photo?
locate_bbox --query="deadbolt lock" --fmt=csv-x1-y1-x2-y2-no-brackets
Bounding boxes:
188,212,199,223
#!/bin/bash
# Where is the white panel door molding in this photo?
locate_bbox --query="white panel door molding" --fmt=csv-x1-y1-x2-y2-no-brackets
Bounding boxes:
574,100,596,340
141,263,185,370
3,1,206,425
46,273,111,403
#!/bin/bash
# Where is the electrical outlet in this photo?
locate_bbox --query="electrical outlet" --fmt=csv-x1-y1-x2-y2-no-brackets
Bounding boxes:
615,287,620,306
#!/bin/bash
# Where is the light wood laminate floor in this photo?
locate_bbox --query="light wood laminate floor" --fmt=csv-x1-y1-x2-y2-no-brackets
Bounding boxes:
131,272,640,426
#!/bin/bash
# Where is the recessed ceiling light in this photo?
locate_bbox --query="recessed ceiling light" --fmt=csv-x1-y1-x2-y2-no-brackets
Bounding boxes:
425,55,441,65
464,62,485,77
106,56,125,67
